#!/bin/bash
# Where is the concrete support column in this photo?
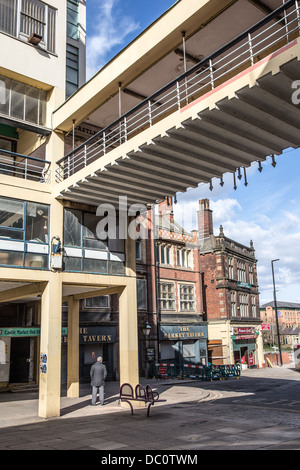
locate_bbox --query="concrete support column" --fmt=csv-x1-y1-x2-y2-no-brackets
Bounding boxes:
67,296,80,398
119,279,139,387
118,217,139,387
38,273,62,418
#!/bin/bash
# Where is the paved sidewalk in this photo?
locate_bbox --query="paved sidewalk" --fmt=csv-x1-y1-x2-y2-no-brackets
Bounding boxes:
0,365,299,450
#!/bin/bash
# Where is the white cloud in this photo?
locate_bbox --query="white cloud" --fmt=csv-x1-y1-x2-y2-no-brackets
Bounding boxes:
86,0,140,79
174,194,300,305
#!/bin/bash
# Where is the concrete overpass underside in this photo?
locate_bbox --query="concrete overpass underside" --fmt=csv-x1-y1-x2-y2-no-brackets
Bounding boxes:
55,36,300,208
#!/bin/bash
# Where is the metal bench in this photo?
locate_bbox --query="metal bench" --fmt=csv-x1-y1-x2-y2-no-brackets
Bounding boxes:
119,383,166,417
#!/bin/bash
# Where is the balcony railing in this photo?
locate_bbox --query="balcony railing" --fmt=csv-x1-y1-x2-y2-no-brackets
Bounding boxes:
56,0,300,182
0,149,51,184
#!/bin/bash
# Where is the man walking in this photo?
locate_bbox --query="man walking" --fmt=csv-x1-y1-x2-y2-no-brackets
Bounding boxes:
90,356,107,406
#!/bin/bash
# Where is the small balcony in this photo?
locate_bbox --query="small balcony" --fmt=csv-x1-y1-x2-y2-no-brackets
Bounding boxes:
0,149,51,184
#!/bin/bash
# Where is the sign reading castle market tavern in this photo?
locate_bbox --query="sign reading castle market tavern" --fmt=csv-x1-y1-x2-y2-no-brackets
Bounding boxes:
159,324,208,341
62,326,116,344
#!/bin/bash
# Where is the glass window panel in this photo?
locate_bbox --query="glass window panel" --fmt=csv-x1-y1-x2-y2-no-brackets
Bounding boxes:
0,227,23,240
20,0,45,38
0,77,10,114
66,81,78,99
63,256,81,271
137,278,147,310
24,252,48,269
0,197,24,228
108,260,125,275
25,86,39,123
47,6,56,53
26,202,49,243
83,258,108,274
0,250,23,266
0,0,18,36
66,67,78,86
85,296,109,308
83,213,107,250
64,209,82,246
11,80,25,120
39,89,46,126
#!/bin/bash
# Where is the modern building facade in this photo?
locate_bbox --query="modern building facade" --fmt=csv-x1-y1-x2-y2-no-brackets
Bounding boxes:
198,199,263,367
0,0,300,418
260,301,300,347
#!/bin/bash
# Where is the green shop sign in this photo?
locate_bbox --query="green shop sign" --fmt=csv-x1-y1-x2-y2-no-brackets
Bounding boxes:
0,327,68,337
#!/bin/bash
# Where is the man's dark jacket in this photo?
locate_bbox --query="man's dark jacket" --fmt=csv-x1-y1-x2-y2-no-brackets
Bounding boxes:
90,361,107,387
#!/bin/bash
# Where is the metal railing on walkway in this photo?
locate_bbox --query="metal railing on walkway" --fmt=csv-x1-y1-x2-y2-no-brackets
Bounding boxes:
0,149,51,184
56,0,300,183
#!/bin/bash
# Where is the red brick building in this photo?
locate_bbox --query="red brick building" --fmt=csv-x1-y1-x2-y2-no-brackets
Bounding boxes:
198,199,263,367
136,198,208,376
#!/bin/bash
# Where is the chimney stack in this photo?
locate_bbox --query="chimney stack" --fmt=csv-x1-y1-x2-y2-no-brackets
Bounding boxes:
198,199,213,239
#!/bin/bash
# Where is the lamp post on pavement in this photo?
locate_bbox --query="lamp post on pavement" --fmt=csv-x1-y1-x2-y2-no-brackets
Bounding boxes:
271,259,283,366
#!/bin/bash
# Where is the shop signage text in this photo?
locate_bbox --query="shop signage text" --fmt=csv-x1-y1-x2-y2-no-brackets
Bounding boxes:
160,325,208,341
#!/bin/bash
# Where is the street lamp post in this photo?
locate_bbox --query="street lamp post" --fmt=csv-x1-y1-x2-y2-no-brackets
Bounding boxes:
271,259,283,366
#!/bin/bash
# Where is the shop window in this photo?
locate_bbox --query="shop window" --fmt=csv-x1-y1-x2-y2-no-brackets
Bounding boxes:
160,342,176,360
182,341,196,359
179,284,195,311
159,283,175,310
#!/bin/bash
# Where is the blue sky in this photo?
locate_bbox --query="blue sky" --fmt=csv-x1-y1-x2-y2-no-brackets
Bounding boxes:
86,0,300,305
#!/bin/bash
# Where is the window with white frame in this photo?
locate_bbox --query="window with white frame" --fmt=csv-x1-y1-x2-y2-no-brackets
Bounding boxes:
239,293,249,317
251,295,257,317
237,261,246,283
179,284,195,311
159,283,175,310
177,248,192,268
231,290,237,317
0,0,56,54
249,265,254,285
228,257,234,279
158,244,171,265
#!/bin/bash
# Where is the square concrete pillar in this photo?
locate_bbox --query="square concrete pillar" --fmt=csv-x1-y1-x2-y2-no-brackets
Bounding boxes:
118,279,139,387
38,273,62,418
67,297,80,398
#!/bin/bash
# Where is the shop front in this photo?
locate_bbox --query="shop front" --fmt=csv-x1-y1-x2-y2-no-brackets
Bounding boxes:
232,326,260,368
159,323,208,368
61,325,117,383
0,327,40,386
